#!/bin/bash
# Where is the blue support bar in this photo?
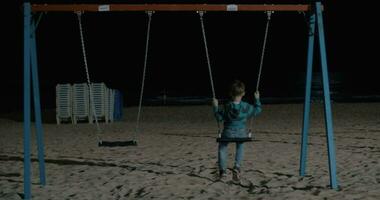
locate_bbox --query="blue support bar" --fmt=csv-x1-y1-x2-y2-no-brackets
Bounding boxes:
300,13,316,176
315,2,338,189
34,12,44,32
31,21,46,186
23,2,32,200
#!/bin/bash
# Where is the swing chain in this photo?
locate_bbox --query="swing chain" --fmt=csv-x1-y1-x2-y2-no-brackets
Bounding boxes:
198,11,221,135
256,10,273,92
146,10,154,16
135,11,153,142
250,11,273,132
76,11,102,143
266,10,274,20
197,10,205,17
199,11,216,99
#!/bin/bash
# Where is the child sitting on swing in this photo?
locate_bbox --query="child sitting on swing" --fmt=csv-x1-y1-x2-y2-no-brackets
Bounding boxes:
212,80,262,182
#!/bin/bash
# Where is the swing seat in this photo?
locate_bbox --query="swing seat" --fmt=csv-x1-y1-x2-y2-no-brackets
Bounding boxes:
216,131,254,143
216,137,253,143
98,140,137,147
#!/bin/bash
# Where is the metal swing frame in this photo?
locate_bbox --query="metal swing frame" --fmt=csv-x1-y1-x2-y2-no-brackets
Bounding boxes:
22,2,337,199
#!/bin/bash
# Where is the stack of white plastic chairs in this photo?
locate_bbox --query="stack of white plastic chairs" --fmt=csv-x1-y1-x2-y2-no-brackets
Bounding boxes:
90,82,108,123
56,84,73,124
56,82,117,124
72,83,92,124
107,89,115,123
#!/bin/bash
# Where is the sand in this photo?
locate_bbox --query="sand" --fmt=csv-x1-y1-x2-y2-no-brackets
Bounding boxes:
1,103,380,199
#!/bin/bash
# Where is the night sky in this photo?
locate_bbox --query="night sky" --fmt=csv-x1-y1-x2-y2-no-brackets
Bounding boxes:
2,1,379,113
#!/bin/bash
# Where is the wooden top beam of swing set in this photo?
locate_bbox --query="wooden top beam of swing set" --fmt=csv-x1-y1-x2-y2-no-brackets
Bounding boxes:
31,4,319,12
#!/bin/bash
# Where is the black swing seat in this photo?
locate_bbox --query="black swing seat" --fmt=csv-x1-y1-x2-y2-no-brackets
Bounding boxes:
98,140,137,147
216,130,254,143
216,137,253,143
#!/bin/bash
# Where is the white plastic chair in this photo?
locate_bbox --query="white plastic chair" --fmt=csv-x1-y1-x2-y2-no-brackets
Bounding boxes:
90,82,108,123
72,83,91,124
56,83,73,124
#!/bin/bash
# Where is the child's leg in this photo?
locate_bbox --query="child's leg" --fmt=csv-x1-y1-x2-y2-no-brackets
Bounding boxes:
218,142,228,174
234,142,244,169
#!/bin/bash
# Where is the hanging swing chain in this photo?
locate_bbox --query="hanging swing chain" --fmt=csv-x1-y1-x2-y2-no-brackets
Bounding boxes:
250,11,273,132
135,11,153,141
199,11,221,133
76,12,102,142
199,11,216,99
256,11,272,92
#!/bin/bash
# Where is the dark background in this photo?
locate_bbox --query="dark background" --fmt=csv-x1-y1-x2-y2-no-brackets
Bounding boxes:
2,0,379,113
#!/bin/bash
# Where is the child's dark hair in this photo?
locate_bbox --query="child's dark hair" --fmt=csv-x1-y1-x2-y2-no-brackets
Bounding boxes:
229,80,245,99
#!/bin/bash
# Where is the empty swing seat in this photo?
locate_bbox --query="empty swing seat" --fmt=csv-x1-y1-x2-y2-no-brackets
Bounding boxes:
98,140,137,147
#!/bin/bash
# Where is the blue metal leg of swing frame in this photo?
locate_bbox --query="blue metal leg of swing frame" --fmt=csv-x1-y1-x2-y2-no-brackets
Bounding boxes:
316,1,338,189
299,2,338,190
31,20,46,186
23,3,32,199
24,3,47,199
300,12,315,178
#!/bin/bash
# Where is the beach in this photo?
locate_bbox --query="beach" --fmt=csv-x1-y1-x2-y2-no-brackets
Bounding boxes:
1,103,379,199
